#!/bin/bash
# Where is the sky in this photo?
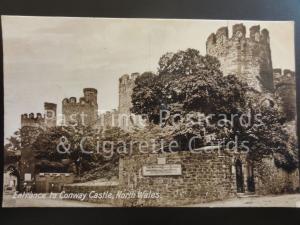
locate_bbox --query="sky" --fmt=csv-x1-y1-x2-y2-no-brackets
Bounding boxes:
2,16,295,139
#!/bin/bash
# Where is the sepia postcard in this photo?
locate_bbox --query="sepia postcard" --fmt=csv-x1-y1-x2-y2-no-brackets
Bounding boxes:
2,16,299,207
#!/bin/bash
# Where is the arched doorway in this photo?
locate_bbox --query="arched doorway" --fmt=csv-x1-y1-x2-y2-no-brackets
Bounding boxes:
235,159,244,193
5,165,21,192
246,163,255,193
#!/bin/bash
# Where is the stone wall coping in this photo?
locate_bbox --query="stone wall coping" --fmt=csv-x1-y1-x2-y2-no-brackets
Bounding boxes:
66,181,119,187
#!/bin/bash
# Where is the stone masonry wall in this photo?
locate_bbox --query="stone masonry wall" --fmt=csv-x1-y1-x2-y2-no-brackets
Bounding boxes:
119,151,237,206
64,151,299,207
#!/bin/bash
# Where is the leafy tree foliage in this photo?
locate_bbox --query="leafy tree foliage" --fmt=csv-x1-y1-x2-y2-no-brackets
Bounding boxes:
131,48,298,171
131,48,249,122
4,130,22,164
31,126,129,176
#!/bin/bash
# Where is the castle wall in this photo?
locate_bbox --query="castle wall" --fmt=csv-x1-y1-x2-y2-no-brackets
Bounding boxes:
119,151,236,206
206,24,274,92
118,151,299,206
63,149,299,207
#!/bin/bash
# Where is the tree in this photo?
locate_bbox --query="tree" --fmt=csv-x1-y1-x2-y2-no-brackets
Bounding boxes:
130,48,298,171
31,125,132,178
4,130,22,165
131,72,163,123
131,49,249,123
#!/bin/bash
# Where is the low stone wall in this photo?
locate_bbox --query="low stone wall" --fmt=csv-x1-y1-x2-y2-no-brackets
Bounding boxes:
64,181,120,206
119,151,237,206
64,151,299,207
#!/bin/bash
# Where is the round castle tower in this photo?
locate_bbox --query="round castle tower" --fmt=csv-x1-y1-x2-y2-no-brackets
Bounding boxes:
118,73,139,114
206,24,274,92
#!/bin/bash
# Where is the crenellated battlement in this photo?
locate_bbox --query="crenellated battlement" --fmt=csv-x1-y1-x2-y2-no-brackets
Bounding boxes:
62,97,78,104
21,102,57,129
273,68,295,77
119,72,139,85
62,88,98,126
273,68,296,88
21,113,44,120
206,23,273,92
21,113,45,128
62,88,98,106
206,24,270,48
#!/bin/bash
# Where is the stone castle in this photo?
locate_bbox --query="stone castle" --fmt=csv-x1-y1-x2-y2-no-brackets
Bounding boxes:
207,23,296,119
15,23,298,205
20,23,296,130
20,75,141,131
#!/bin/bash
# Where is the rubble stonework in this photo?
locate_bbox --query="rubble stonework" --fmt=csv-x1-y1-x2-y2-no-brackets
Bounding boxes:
64,151,299,206
206,24,274,92
117,152,299,206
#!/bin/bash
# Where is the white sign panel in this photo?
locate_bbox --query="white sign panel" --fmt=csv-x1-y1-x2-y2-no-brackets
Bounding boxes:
142,164,182,176
157,157,166,165
24,173,31,181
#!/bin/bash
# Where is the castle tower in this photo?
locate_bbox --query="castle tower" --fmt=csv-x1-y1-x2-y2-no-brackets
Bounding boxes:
20,102,56,147
44,102,57,128
62,88,98,126
118,73,139,114
206,24,274,92
273,68,296,121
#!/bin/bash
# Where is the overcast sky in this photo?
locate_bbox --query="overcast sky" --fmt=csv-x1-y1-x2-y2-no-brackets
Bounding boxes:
2,16,295,139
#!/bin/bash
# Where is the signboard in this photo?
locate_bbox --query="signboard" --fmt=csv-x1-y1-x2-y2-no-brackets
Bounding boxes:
157,157,166,165
24,173,31,181
142,164,182,176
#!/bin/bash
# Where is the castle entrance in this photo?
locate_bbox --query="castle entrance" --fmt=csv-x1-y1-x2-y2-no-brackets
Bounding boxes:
4,165,21,192
235,159,244,193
